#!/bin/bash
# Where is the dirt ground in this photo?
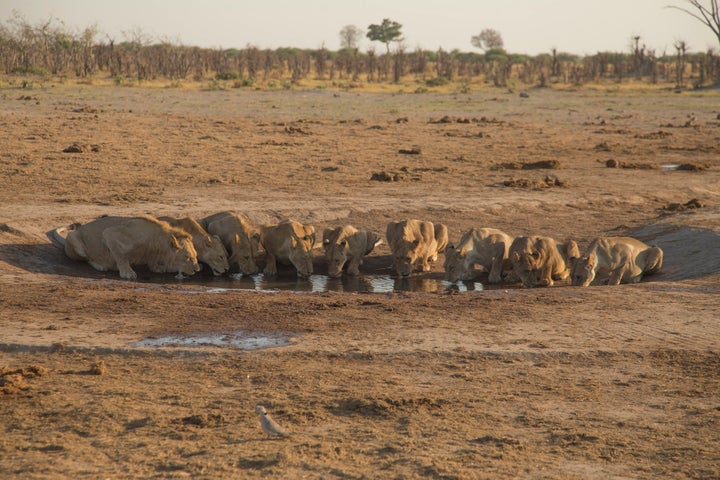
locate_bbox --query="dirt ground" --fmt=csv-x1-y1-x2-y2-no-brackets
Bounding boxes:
1,83,719,479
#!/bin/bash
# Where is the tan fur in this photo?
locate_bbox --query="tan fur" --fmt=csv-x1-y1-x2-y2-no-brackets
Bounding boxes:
509,235,578,288
158,216,229,276
261,219,316,278
322,225,382,278
444,228,514,283
200,211,260,275
572,236,663,287
386,219,449,277
59,216,200,280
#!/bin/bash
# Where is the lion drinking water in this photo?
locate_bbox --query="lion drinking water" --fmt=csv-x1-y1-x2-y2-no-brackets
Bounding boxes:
50,216,200,280
571,236,663,286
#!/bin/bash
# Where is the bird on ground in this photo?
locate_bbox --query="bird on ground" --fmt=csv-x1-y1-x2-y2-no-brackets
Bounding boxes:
256,405,288,438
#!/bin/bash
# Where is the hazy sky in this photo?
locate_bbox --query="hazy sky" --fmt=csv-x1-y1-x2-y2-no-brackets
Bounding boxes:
1,0,716,55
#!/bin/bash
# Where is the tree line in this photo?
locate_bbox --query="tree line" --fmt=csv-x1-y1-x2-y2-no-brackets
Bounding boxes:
0,14,717,89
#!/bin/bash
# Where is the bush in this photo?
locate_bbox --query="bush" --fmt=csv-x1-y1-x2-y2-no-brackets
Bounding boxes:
425,76,449,87
215,71,239,81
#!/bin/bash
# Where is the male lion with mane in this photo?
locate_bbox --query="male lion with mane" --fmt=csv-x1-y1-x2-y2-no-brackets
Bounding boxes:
387,219,448,277
444,227,514,283
51,216,200,280
571,236,663,287
322,225,382,278
158,216,229,276
509,235,579,288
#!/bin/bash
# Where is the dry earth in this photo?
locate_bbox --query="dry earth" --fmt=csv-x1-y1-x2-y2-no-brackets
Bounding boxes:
1,84,719,479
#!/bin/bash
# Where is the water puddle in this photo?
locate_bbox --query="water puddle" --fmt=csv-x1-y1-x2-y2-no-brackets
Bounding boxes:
142,273,490,293
129,331,289,349
660,164,680,171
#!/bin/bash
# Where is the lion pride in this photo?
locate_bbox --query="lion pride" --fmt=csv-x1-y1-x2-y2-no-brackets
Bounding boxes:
509,235,579,288
571,236,663,286
52,216,200,280
261,219,316,278
322,225,382,278
386,219,448,277
158,216,229,276
200,211,260,275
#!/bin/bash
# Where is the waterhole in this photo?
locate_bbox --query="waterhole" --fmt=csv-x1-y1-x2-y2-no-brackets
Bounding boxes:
143,272,491,293
130,331,289,349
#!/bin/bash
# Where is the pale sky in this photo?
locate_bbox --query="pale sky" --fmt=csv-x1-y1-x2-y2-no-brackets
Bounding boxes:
1,0,716,56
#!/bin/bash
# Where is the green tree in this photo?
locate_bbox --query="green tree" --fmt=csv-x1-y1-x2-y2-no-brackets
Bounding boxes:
366,18,403,54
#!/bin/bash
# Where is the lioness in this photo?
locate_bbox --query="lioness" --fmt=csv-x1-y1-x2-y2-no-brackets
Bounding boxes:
261,219,316,278
158,216,229,276
200,211,261,275
509,235,579,288
386,219,449,277
52,216,200,280
571,236,663,287
444,228,514,283
322,225,382,278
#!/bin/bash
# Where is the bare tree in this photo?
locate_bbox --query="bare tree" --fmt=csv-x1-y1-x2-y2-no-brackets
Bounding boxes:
674,39,689,87
666,1,720,48
471,28,504,52
339,25,363,50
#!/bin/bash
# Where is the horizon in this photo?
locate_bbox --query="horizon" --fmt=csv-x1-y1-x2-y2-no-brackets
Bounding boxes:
1,1,717,57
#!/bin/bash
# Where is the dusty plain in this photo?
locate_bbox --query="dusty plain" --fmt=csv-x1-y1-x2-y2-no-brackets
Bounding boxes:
1,83,719,479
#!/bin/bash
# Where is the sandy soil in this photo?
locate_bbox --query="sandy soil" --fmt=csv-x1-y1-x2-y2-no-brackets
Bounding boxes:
1,84,719,479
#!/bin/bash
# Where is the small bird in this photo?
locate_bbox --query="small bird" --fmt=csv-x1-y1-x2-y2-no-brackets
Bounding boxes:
256,405,288,438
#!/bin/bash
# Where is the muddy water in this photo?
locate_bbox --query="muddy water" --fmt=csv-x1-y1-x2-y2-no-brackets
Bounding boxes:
143,273,492,293
129,331,289,350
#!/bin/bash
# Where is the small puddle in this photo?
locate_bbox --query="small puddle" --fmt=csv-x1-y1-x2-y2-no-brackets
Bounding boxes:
129,331,289,349
142,273,490,293
660,164,680,171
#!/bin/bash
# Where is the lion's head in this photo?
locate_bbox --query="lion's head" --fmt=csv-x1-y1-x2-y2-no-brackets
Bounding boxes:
444,245,471,282
323,228,350,278
393,238,422,277
571,254,598,287
165,234,202,277
511,249,541,288
230,231,261,275
288,228,315,278
201,234,230,276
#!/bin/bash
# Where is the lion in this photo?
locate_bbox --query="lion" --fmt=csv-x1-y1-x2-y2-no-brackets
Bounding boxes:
386,219,449,277
444,228,514,283
200,211,261,275
571,236,663,287
261,219,316,278
509,235,579,288
322,225,382,278
50,216,200,280
158,216,229,276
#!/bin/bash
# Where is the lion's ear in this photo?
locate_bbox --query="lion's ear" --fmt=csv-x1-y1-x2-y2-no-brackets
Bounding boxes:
587,253,597,265
170,235,182,250
412,239,420,246
234,233,241,244
512,251,520,262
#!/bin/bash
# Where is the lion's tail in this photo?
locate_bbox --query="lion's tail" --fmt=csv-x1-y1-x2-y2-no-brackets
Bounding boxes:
46,223,81,249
